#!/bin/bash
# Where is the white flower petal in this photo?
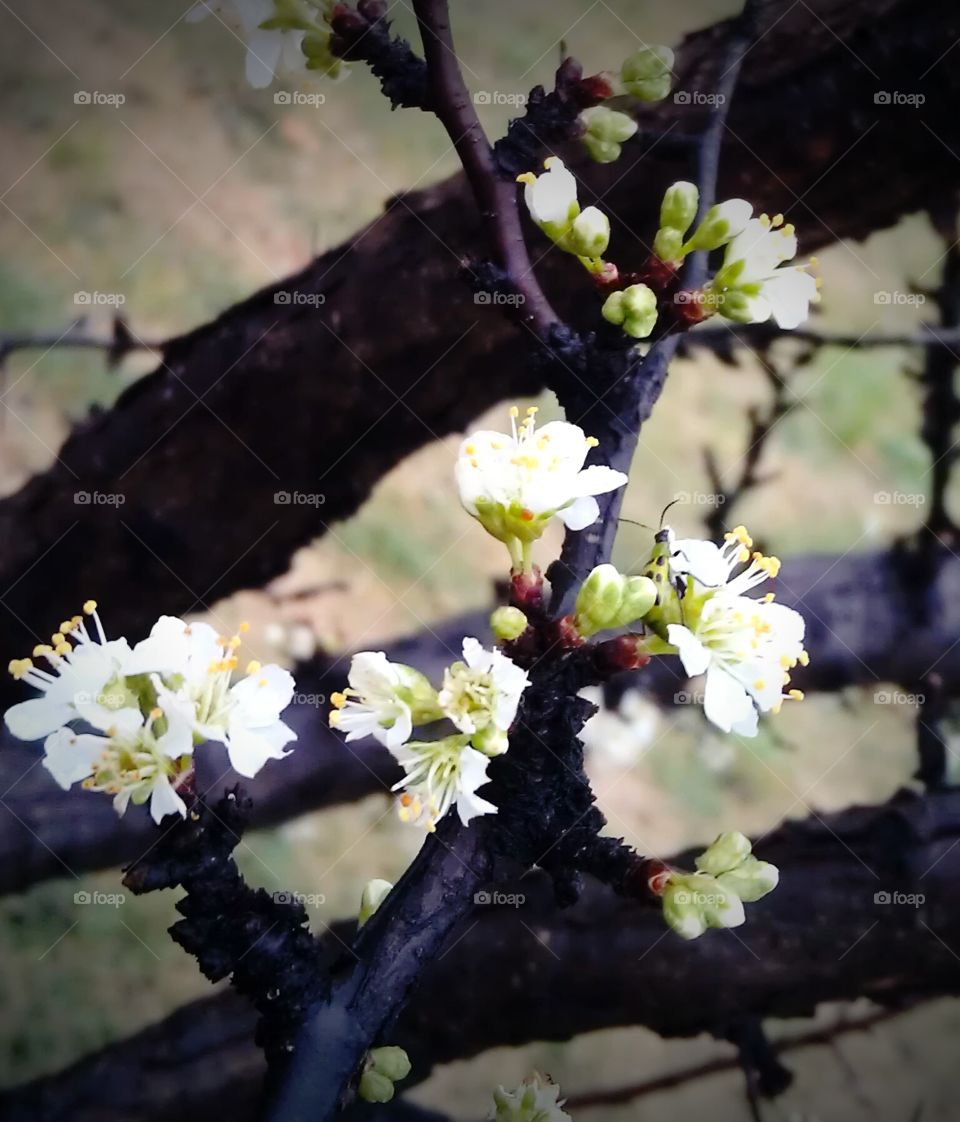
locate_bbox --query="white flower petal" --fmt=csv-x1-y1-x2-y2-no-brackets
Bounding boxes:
5,698,75,742
42,729,105,788
556,494,600,530
666,624,712,677
703,665,757,735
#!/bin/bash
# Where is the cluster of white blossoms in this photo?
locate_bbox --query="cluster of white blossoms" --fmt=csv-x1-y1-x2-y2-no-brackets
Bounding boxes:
643,524,808,737
329,638,529,830
648,179,819,329
489,1073,571,1122
188,0,345,88
5,603,296,823
657,831,779,940
455,406,629,572
517,158,612,277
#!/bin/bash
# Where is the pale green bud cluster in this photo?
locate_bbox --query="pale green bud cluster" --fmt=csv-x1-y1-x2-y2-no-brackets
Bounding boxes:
358,1046,412,1103
621,46,674,102
660,831,779,940
601,283,659,339
491,1073,571,1122
579,105,639,164
574,564,657,637
652,181,753,264
490,606,529,642
358,878,393,927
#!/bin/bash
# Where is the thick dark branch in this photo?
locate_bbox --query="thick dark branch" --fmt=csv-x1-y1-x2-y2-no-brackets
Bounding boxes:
1,0,957,680
10,787,960,1122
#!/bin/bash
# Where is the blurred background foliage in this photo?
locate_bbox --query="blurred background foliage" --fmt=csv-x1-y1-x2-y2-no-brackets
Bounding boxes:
0,0,955,1118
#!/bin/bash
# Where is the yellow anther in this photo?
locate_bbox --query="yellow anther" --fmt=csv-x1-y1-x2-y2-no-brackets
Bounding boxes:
246,660,262,675
516,172,535,186
759,214,771,228
771,701,783,715
83,600,97,614
328,710,341,728
780,655,792,669
526,405,538,415
8,658,33,679
55,644,71,657
227,636,242,650
226,657,238,671
149,707,163,721
798,650,810,667
239,621,250,633
257,676,267,686
738,547,750,563
465,444,476,455
771,213,783,227
783,223,795,237
754,679,766,691
470,458,479,469
764,592,775,603
51,633,65,646
60,620,75,633
330,691,346,709
585,436,599,448
33,644,52,658
509,406,519,418
788,688,805,701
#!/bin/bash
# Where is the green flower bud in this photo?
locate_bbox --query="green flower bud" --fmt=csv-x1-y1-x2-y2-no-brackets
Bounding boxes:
359,1070,395,1104
662,878,708,940
395,664,444,724
472,723,509,757
659,180,699,236
491,606,528,642
653,226,684,263
580,106,638,163
618,575,658,625
369,1046,412,1082
575,564,625,637
621,45,674,102
684,198,753,252
717,856,779,902
695,830,753,877
711,286,756,324
561,206,610,258
358,878,393,927
601,283,658,339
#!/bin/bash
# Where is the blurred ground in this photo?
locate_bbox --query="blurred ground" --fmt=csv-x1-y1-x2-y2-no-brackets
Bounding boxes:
0,0,956,1118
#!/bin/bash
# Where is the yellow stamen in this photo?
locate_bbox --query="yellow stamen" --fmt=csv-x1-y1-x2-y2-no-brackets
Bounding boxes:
246,660,262,675
83,600,97,614
239,621,250,633
788,689,805,701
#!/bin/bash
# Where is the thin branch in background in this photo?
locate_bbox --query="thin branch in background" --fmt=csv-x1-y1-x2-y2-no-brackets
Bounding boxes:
0,316,163,367
702,351,793,538
562,1008,907,1113
685,321,960,351
916,674,949,790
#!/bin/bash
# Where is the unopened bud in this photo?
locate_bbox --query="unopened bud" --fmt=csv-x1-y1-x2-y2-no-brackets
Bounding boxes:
660,181,699,236
717,855,779,902
580,106,638,164
359,1069,395,1104
621,45,674,102
686,198,753,252
358,878,393,927
368,1045,411,1082
602,283,659,339
562,206,610,258
491,606,528,642
695,830,752,877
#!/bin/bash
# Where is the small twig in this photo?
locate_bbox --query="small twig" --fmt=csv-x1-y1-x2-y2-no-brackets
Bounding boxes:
563,1008,906,1112
410,0,560,336
686,321,960,351
0,318,163,366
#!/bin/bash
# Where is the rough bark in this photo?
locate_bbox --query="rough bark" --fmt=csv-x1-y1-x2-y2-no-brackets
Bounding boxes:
6,786,959,1122
0,0,957,691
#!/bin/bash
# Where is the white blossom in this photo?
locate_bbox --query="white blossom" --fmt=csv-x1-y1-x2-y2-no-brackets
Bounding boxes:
187,0,309,88
438,638,528,755
489,1073,571,1122
43,702,194,824
127,615,297,778
393,737,498,830
456,406,628,569
5,601,140,743
706,213,819,328
328,651,439,750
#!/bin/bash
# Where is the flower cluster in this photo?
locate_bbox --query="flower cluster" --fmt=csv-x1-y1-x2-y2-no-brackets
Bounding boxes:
5,603,296,823
188,0,346,88
642,524,808,736
655,831,779,940
648,180,819,329
455,406,629,572
329,638,529,830
516,158,612,277
490,1073,571,1122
